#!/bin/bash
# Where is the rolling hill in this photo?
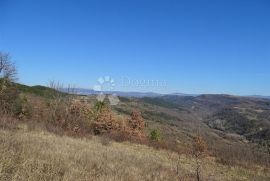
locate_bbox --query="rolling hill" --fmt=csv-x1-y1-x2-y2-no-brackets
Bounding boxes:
2,83,269,180
16,83,270,148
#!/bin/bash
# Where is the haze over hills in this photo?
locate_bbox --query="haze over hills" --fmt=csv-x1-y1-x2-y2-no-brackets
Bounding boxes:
61,87,270,99
61,88,163,98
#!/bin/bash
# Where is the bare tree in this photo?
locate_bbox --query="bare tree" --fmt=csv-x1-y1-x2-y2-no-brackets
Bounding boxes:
0,52,18,114
0,52,17,95
0,52,17,82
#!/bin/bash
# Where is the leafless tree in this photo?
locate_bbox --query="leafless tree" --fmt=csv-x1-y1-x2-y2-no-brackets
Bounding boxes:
0,52,17,96
0,52,18,114
0,52,17,82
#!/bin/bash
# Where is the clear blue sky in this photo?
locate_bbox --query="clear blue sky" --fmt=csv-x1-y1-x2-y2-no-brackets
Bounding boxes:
0,0,269,95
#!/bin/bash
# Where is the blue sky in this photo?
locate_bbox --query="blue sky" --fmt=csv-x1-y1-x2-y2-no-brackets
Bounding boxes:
0,0,269,95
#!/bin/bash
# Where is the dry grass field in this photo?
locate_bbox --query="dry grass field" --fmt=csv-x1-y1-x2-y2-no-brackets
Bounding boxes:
1,123,269,181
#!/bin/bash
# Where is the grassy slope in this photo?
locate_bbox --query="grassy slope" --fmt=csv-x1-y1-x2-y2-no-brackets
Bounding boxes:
0,124,269,181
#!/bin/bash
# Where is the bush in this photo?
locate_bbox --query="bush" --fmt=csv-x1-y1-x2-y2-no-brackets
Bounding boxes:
192,135,208,181
93,101,107,114
150,129,161,141
192,136,208,158
0,82,20,114
92,107,122,135
43,98,94,136
126,111,146,141
92,108,147,143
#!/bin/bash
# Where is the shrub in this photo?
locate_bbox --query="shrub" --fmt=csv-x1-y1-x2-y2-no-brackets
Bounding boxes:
192,135,208,181
192,136,208,158
94,101,107,114
0,83,20,114
91,108,147,143
126,111,146,141
92,108,122,135
69,99,93,120
150,129,161,141
14,95,33,119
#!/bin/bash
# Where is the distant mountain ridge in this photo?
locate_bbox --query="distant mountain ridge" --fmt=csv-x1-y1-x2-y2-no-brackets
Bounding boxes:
17,84,270,99
248,95,270,99
61,88,270,99
16,83,270,99
61,88,197,98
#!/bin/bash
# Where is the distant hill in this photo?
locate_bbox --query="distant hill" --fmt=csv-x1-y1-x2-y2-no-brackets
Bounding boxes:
135,94,270,146
16,83,64,98
60,88,163,97
61,88,198,98
248,95,270,99
14,83,270,146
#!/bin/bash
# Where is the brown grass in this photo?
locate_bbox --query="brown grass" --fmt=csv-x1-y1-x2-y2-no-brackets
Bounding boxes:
0,124,269,181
